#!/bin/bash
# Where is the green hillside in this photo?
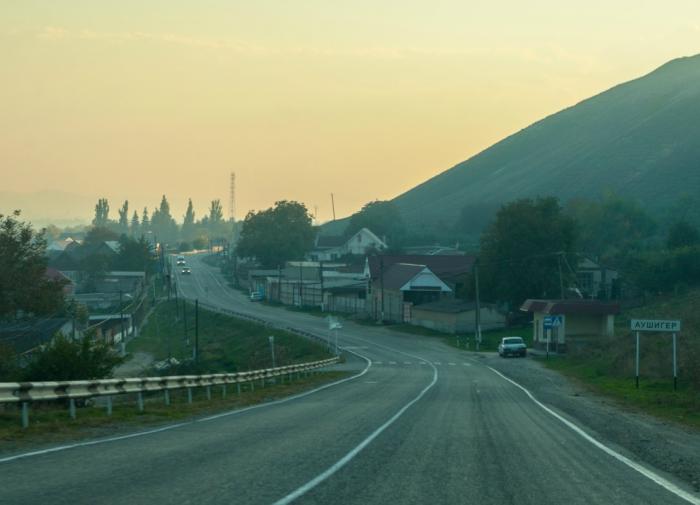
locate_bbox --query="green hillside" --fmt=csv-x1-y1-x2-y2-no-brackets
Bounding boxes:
385,54,700,237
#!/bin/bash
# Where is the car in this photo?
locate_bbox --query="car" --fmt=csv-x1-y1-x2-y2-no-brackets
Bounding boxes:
249,291,264,301
181,267,191,275
498,336,527,358
176,255,186,266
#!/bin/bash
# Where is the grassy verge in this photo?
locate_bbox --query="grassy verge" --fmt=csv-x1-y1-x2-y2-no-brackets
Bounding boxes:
391,323,532,352
0,371,348,453
540,356,700,429
128,300,332,373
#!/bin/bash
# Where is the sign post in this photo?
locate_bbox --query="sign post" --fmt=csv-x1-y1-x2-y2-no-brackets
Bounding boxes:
543,315,563,359
630,319,681,391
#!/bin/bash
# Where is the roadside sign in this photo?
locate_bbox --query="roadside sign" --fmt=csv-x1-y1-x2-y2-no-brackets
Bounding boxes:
630,319,681,332
543,315,564,329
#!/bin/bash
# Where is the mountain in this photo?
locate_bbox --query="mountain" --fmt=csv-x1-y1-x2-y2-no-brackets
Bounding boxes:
390,54,700,237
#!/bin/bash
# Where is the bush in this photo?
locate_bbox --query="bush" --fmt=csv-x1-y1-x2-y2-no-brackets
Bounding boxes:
0,344,21,382
23,333,124,381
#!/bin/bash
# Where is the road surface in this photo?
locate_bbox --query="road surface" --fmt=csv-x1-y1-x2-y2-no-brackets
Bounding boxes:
1,253,697,505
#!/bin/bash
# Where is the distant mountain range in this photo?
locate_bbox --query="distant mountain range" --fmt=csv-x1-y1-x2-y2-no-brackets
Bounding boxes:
328,54,700,239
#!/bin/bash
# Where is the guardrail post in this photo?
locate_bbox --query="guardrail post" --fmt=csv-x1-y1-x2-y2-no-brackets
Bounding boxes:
164,390,171,406
69,398,76,420
21,402,29,429
206,386,212,400
137,392,144,412
187,388,193,404
260,377,265,388
288,372,292,383
237,383,241,396
222,384,227,398
250,381,254,392
106,396,113,416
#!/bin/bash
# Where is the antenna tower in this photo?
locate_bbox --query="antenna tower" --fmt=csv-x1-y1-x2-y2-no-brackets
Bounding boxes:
229,172,236,221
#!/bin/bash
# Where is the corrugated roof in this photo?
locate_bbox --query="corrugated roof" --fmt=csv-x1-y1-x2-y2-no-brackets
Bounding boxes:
412,299,500,314
368,255,475,281
382,263,426,290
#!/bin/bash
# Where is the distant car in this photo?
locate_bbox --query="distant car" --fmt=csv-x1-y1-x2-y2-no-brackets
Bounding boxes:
249,291,264,301
181,267,192,275
498,336,527,358
176,255,186,266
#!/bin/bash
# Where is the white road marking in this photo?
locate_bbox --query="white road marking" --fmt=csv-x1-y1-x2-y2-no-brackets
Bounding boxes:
273,359,439,505
374,361,383,365
463,363,472,366
434,362,442,365
403,361,412,365
389,361,397,365
488,367,700,505
448,362,456,366
419,362,427,365
364,381,378,384
0,352,373,464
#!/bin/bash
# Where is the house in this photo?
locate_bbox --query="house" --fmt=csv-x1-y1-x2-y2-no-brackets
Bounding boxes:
576,257,619,299
411,299,506,334
365,254,474,294
0,318,72,354
44,267,75,296
50,240,120,271
521,299,620,353
402,245,465,256
310,228,387,261
367,262,453,322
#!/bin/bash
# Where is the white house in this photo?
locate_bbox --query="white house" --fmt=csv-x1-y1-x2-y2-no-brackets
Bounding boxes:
310,228,387,261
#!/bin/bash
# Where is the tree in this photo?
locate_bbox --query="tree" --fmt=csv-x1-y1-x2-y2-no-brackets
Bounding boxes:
181,198,196,242
207,199,230,240
667,221,700,250
479,197,577,308
345,200,406,249
23,332,123,381
130,210,140,237
236,200,314,267
151,195,178,245
118,200,129,235
141,207,150,234
0,211,67,319
565,194,656,263
92,198,110,227
114,235,155,273
83,226,119,245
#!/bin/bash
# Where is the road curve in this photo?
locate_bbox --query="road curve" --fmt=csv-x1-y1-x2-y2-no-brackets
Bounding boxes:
1,253,697,505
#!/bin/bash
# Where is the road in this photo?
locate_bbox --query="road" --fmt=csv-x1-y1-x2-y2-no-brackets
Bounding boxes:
1,253,697,505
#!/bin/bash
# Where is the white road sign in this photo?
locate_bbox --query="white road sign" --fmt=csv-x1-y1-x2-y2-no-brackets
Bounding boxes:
630,319,681,332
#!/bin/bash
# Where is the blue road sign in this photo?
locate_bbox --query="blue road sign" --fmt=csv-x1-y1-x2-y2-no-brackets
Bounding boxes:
543,315,564,329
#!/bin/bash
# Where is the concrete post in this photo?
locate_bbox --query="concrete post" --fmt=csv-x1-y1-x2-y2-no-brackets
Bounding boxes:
137,392,144,412
21,402,29,429
69,398,76,420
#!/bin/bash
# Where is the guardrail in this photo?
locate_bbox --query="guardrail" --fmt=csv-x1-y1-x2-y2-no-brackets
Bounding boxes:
0,357,339,428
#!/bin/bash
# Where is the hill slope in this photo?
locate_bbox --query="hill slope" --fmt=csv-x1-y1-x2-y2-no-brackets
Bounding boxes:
391,54,700,235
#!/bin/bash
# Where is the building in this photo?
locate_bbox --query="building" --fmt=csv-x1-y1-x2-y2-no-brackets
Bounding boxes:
576,257,619,299
310,228,387,261
411,299,506,334
521,299,620,353
367,262,454,322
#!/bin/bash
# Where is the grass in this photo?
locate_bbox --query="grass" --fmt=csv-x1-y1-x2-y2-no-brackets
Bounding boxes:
391,323,533,352
540,356,700,429
128,300,332,373
0,371,348,453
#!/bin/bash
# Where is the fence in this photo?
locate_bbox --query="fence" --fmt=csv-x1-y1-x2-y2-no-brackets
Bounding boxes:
0,357,339,428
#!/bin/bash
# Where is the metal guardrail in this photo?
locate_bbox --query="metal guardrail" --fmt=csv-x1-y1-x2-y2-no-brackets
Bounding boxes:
0,357,339,428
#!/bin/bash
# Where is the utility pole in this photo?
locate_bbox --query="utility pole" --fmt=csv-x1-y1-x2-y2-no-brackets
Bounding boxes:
194,299,199,363
330,193,336,221
319,261,324,311
474,259,481,351
277,264,282,303
379,256,385,322
298,262,303,306
269,335,276,368
183,299,189,345
557,253,565,299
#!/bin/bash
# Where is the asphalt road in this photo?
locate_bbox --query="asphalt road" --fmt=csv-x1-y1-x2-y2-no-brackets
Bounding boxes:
1,254,698,505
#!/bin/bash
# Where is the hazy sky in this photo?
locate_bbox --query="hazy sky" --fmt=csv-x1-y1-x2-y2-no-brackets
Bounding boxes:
2,1,699,224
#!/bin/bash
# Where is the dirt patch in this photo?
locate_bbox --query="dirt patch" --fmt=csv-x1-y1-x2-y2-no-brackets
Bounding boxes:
483,353,700,492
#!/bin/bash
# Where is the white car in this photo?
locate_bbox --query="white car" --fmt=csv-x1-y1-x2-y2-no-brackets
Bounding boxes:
249,291,264,301
498,336,527,358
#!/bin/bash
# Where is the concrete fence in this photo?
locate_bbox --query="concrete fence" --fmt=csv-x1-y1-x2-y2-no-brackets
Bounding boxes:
0,357,339,428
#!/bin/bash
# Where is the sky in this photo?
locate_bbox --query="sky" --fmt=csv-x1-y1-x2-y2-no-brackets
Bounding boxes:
1,1,699,225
